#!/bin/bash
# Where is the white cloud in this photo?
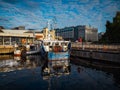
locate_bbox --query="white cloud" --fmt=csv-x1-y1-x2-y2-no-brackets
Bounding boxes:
0,0,120,32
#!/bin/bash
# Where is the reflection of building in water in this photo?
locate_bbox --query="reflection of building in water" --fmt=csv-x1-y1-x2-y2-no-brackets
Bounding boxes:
0,55,13,60
41,59,71,80
0,55,42,72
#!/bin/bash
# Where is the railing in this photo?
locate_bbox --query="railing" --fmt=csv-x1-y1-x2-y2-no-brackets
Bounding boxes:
71,42,120,52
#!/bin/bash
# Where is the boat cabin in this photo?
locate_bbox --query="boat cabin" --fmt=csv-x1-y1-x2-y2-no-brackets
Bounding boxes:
42,40,70,52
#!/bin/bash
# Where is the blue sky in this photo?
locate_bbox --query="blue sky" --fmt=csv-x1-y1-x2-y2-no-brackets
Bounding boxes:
0,0,120,32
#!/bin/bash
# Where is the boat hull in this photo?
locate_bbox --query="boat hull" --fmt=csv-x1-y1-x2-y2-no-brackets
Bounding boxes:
14,50,21,56
14,50,40,56
48,51,70,61
26,50,40,55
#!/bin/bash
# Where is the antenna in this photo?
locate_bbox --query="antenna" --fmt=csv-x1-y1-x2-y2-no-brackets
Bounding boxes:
47,20,51,30
52,17,57,30
47,19,51,40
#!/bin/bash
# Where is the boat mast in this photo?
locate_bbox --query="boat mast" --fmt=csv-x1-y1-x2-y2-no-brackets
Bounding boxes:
52,17,57,30
52,17,57,39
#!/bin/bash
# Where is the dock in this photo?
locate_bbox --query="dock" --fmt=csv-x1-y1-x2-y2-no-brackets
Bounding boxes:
71,42,120,64
71,42,120,52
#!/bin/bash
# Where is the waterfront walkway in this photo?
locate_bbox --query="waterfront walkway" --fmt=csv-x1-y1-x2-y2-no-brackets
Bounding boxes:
71,42,120,53
70,42,120,64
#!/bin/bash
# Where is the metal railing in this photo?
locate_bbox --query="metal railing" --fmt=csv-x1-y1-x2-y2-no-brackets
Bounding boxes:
71,42,120,52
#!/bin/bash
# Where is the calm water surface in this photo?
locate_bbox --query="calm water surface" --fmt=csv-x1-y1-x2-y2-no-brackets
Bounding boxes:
0,55,120,90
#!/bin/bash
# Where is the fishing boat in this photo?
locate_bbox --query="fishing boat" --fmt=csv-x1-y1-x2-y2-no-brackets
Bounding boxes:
26,43,41,55
14,46,22,56
40,21,71,61
41,40,71,61
14,42,41,56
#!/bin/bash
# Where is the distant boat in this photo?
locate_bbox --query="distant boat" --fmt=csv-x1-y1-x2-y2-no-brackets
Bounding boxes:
14,42,41,56
26,43,41,55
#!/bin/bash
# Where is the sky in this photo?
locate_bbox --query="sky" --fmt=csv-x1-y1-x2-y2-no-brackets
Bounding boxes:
0,0,120,32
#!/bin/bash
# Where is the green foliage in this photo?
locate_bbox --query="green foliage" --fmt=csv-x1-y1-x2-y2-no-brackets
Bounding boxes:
100,11,120,43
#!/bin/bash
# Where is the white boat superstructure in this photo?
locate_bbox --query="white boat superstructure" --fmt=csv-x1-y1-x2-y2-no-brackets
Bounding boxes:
42,40,70,52
40,39,71,61
14,41,41,56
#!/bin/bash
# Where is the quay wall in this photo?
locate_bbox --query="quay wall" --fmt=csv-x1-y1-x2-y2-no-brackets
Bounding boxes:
71,42,120,63
71,50,120,63
0,45,14,54
71,42,120,52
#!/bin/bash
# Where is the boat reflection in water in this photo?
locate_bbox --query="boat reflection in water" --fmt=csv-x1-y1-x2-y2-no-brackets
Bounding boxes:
0,55,42,72
0,55,120,90
41,59,71,80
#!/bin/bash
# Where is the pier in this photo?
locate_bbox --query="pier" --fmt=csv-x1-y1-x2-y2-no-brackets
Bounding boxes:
71,42,120,64
71,42,120,52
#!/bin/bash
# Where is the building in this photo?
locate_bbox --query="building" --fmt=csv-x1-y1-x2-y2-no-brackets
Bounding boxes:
79,25,98,42
12,26,25,30
0,26,57,45
55,25,98,42
0,29,44,45
55,26,75,41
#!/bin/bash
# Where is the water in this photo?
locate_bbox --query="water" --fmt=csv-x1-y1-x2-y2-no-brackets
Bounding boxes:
0,55,120,90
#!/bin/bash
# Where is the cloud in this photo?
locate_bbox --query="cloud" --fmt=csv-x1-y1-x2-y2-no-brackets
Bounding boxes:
0,0,120,32
1,0,20,4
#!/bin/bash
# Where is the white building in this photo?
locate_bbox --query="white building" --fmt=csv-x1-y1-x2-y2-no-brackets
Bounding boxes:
55,25,98,42
78,25,98,41
0,29,43,45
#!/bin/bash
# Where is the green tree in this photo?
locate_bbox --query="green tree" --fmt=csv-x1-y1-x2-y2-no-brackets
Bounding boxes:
100,11,120,43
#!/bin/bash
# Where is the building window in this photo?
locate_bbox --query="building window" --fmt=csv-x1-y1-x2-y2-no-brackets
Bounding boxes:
0,37,3,45
4,37,10,45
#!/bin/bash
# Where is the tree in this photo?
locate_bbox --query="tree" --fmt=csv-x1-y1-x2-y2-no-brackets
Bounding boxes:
100,11,120,43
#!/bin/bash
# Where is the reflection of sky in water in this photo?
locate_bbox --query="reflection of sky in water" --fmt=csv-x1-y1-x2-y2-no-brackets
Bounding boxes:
0,55,119,90
0,55,42,72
